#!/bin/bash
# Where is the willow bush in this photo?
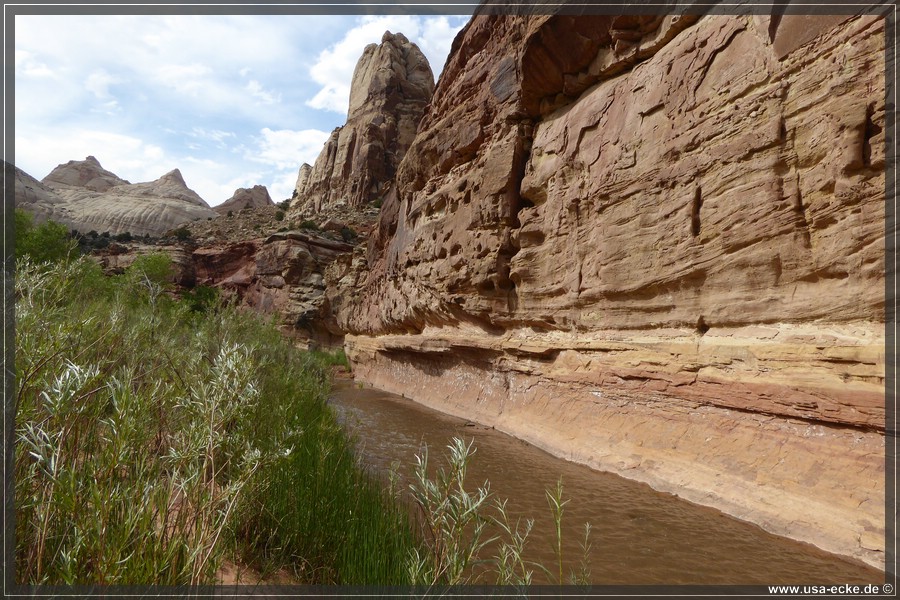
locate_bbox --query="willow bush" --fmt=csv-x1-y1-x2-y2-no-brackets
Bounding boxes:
14,223,593,586
14,253,419,585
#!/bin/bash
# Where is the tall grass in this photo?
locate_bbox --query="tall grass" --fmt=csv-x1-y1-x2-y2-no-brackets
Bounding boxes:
405,438,594,586
14,254,419,584
14,249,593,586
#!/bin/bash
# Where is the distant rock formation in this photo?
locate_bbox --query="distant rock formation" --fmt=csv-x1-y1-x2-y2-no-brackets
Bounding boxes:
14,157,219,236
289,31,435,216
11,163,68,225
214,185,275,215
43,155,129,192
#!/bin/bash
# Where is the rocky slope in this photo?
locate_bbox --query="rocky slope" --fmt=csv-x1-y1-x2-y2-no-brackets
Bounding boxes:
15,156,219,236
289,32,435,216
11,163,69,225
214,185,275,215
329,14,886,568
93,200,371,346
193,231,354,345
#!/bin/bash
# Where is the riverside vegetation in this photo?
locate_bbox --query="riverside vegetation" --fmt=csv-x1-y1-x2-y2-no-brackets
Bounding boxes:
13,211,591,586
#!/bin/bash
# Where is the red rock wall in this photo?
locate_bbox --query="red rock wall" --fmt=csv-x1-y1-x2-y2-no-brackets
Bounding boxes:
335,14,887,568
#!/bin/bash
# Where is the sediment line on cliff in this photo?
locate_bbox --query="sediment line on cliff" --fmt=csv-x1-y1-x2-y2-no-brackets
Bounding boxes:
329,13,887,573
346,332,885,570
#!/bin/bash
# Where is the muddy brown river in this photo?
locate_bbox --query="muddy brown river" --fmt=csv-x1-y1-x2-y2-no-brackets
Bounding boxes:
328,380,884,586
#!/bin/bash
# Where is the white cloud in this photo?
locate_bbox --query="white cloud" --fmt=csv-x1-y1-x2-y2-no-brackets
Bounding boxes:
248,127,330,171
181,160,267,205
14,14,470,208
306,15,420,114
15,127,176,185
270,170,303,202
15,50,56,79
418,17,468,78
245,80,281,105
153,63,215,98
242,127,332,202
84,69,120,99
189,127,236,147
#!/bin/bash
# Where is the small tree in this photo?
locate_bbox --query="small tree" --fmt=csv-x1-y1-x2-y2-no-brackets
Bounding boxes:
182,285,219,314
14,209,75,264
125,253,174,310
171,226,192,241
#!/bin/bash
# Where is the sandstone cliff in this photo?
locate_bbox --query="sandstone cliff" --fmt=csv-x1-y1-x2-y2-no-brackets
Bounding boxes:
289,32,435,216
15,157,219,237
330,14,887,568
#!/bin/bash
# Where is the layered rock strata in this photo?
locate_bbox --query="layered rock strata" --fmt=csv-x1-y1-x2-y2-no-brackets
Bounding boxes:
333,14,886,568
289,32,435,216
11,163,68,225
194,231,354,345
15,156,219,236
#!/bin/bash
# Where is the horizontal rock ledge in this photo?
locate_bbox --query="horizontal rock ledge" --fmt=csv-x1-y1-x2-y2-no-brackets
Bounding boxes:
344,324,885,571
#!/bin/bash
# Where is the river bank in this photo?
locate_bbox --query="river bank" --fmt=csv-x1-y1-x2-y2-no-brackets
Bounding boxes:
344,332,885,572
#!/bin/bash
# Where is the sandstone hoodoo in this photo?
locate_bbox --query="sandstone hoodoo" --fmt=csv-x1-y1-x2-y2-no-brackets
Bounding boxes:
214,185,276,215
330,14,886,569
15,156,219,237
289,31,435,217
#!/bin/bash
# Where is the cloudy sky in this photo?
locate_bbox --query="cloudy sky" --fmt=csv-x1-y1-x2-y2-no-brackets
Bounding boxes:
14,13,470,205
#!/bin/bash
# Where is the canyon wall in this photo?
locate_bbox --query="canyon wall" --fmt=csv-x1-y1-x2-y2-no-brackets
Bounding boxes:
290,32,435,215
331,14,887,568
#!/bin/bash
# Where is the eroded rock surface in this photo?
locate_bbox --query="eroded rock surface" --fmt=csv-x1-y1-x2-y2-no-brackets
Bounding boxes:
214,185,275,215
289,32,435,216
11,163,68,225
333,14,886,568
15,156,219,236
193,232,354,345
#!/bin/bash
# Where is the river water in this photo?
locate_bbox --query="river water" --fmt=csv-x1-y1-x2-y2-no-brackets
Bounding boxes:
328,380,883,585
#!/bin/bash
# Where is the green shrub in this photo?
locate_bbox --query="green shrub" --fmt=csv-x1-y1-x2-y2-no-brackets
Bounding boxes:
274,210,285,222
127,253,173,287
14,255,422,585
406,438,593,586
182,285,219,314
14,209,75,264
309,347,350,370
171,226,192,241
340,226,358,243
299,220,319,231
